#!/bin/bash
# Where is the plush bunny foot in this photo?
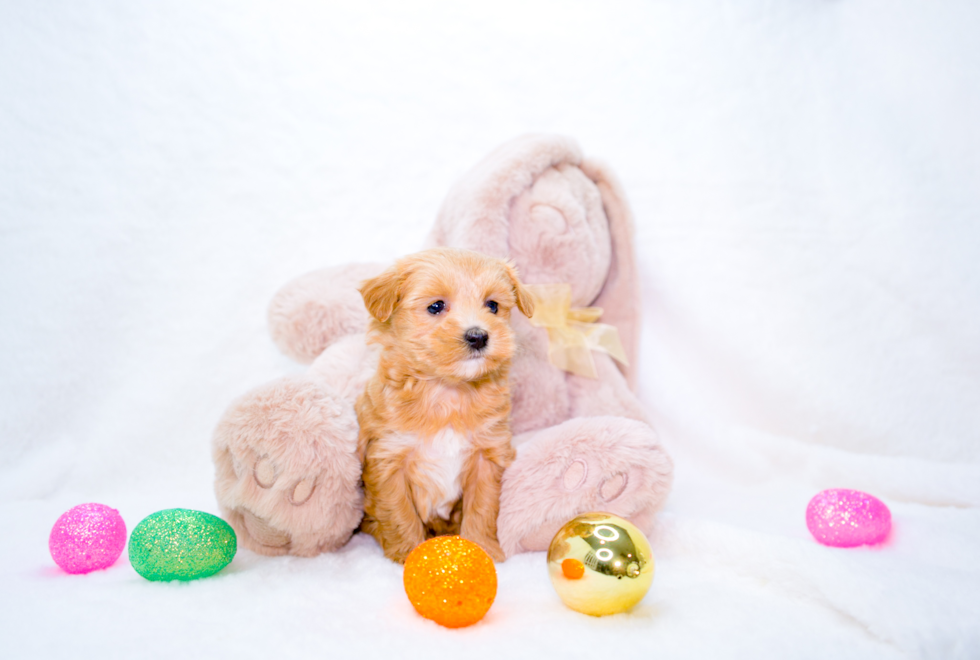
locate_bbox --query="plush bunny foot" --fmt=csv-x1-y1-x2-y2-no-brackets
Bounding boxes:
497,417,673,556
212,375,364,556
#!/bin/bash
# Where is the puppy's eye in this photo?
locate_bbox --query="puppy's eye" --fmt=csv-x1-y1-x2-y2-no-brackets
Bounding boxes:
427,301,446,315
485,300,499,314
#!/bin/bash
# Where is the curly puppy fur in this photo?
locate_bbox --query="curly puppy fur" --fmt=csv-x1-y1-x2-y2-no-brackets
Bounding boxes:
356,247,534,563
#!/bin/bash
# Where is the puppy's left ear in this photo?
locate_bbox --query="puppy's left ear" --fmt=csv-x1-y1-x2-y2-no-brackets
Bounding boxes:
359,264,403,322
506,262,535,318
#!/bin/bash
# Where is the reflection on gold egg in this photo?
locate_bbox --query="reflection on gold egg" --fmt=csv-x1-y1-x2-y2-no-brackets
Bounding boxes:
547,513,655,616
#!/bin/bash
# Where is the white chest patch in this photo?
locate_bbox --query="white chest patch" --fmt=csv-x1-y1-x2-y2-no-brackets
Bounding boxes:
395,427,472,521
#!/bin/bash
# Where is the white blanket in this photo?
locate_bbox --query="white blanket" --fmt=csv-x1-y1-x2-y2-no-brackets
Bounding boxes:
2,2,978,658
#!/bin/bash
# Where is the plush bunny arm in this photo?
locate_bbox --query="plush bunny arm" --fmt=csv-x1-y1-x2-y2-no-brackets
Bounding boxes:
268,262,385,363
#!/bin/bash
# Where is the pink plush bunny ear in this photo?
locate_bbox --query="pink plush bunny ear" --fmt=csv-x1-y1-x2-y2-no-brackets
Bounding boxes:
426,134,584,259
578,158,641,390
427,134,642,391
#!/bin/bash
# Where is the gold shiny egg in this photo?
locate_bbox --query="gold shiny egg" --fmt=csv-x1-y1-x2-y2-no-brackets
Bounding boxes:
547,513,655,616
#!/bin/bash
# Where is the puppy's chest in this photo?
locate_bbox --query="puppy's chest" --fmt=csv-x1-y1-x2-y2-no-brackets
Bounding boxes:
392,427,473,522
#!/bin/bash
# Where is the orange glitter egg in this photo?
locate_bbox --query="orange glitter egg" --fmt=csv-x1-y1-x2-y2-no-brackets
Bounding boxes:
402,536,497,628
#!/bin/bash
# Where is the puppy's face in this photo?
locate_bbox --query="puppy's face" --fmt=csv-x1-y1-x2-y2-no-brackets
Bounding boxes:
360,248,535,383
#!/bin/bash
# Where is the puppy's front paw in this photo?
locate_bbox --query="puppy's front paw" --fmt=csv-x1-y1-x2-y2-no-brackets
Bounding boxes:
464,535,506,563
383,541,420,564
384,549,408,564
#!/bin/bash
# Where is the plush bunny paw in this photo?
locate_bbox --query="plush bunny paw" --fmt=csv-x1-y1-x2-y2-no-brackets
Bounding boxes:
497,417,673,556
212,375,364,556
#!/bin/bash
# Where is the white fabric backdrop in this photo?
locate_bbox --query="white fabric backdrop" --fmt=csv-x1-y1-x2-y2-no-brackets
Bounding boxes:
2,1,978,658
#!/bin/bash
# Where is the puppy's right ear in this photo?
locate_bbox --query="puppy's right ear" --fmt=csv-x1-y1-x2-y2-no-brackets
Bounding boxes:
505,261,536,319
359,265,402,322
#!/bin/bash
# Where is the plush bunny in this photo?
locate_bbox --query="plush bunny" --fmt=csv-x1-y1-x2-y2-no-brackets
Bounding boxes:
212,134,673,558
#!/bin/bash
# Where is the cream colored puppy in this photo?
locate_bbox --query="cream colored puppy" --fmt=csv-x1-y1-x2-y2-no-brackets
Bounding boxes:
356,247,534,563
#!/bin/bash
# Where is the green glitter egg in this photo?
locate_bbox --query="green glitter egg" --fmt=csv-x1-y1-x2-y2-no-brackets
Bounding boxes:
128,509,236,581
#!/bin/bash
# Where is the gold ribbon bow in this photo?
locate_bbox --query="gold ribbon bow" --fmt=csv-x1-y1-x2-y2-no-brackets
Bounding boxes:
525,283,628,379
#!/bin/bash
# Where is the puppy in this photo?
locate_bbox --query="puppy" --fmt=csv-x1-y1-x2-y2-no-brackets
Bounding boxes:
355,247,535,563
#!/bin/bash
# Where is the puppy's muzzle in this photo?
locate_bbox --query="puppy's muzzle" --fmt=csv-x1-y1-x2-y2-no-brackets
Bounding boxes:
464,327,489,351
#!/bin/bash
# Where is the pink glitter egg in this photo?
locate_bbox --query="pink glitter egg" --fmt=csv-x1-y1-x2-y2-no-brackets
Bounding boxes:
49,503,127,574
806,489,891,548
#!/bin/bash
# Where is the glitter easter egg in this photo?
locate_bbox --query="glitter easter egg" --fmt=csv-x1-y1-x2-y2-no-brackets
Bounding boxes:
806,489,891,548
547,513,655,617
403,536,497,628
128,509,236,581
49,503,127,574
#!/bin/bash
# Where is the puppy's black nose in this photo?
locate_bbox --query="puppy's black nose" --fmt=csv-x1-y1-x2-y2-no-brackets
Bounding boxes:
464,327,489,351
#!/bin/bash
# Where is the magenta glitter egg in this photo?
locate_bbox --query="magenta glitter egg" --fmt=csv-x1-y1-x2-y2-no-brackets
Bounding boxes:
49,503,127,574
806,489,891,548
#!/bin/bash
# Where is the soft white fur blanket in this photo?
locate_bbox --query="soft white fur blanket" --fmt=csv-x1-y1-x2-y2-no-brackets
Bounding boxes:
2,2,978,658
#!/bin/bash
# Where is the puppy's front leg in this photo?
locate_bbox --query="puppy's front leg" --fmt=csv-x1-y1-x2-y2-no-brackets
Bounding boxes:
363,450,427,564
459,446,512,563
